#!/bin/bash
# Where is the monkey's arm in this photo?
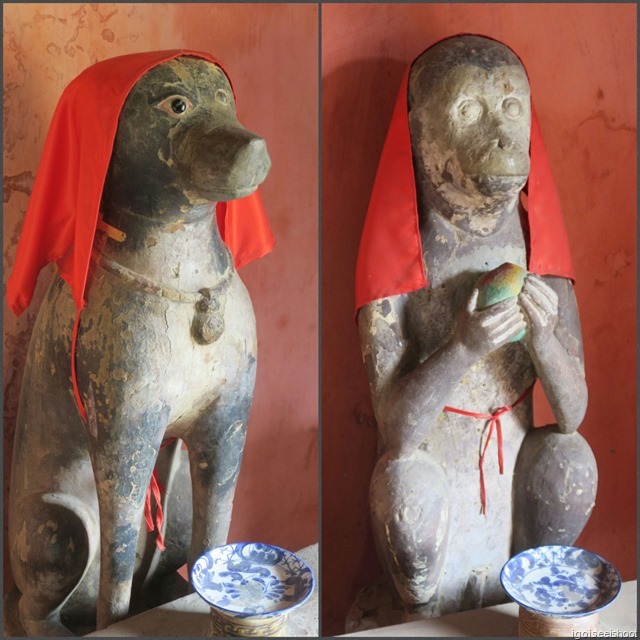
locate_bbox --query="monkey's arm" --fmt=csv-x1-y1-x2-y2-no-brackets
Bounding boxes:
518,275,588,433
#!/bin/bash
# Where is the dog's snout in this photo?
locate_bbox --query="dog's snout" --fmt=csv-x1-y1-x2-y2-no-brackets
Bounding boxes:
182,125,271,202
233,134,271,174
251,136,271,168
248,136,267,153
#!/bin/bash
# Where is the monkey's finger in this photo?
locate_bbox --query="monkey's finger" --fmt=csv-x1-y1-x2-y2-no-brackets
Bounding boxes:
520,292,546,327
524,275,558,312
491,316,528,345
478,297,520,327
489,306,525,333
466,288,480,314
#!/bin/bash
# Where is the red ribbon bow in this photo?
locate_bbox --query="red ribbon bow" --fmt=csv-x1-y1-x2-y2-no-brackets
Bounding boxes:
444,382,535,514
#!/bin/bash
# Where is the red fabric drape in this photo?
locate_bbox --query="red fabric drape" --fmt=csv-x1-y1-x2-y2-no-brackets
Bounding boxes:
216,190,274,269
7,49,274,317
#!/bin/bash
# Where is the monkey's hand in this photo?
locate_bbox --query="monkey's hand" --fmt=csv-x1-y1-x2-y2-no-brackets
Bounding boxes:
454,287,527,361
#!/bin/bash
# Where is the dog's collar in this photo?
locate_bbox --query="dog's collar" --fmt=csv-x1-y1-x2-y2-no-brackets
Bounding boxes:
93,251,233,303
97,218,127,243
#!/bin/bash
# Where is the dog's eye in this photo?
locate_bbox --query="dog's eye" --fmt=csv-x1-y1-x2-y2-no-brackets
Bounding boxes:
156,95,194,118
215,89,231,106
171,98,187,113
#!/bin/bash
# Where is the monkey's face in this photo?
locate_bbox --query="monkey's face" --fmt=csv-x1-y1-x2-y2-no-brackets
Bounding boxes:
410,62,531,204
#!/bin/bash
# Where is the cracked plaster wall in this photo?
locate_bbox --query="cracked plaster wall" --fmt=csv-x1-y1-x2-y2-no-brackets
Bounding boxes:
321,4,636,635
3,2,319,594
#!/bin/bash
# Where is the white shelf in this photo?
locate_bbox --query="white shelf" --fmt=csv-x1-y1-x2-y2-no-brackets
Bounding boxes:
341,580,637,637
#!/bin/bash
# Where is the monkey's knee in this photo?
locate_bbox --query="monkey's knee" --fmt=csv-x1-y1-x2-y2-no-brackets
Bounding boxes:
370,450,450,605
12,496,91,625
513,425,597,552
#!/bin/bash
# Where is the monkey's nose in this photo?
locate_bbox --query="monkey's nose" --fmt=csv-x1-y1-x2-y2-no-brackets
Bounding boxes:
493,135,514,151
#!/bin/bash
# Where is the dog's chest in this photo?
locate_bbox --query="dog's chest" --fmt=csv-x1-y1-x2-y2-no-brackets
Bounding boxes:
78,268,257,418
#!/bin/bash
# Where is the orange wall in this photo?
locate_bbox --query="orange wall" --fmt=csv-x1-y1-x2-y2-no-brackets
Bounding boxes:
322,3,636,635
3,2,318,592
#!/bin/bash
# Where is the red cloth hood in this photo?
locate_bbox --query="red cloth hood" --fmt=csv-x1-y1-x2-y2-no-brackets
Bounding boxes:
7,49,275,316
355,37,574,312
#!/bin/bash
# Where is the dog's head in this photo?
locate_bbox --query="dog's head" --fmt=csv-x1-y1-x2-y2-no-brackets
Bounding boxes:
101,56,271,221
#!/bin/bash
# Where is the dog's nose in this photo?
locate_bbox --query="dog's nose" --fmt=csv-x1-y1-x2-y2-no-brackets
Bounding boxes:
183,125,271,202
234,135,271,181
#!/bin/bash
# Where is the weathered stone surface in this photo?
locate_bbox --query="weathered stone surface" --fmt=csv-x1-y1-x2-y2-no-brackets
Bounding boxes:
358,35,596,620
7,56,270,635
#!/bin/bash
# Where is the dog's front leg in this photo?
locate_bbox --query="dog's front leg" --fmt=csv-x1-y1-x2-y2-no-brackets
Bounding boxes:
87,401,170,629
183,396,251,571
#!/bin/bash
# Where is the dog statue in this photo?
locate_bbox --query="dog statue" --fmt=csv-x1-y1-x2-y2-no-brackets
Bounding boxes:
7,52,271,635
355,36,597,622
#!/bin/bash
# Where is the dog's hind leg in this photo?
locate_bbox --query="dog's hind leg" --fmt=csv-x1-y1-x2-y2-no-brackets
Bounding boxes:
183,388,253,570
11,492,97,636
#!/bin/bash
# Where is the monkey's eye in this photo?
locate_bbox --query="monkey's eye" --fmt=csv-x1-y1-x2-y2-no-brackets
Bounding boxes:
456,98,483,124
215,89,231,106
502,97,523,119
156,95,194,118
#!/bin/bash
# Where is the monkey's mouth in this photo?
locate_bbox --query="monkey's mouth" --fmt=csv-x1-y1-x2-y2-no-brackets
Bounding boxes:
471,174,528,195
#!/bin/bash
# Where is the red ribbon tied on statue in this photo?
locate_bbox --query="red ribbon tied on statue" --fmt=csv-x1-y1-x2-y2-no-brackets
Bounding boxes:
145,472,166,552
444,382,535,514
142,437,178,551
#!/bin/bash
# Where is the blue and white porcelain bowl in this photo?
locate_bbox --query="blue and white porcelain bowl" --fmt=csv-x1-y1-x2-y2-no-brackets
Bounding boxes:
501,545,621,617
191,542,314,637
